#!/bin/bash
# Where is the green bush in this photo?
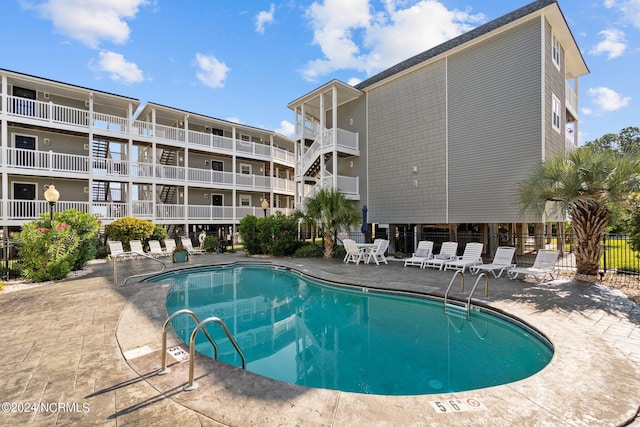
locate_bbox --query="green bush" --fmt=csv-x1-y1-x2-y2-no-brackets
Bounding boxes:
239,213,301,256
56,209,100,270
238,215,261,255
104,217,155,250
332,244,346,260
203,235,220,252
16,221,80,282
294,243,324,258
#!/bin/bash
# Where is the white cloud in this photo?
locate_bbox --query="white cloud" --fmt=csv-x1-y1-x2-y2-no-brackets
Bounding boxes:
589,29,627,59
275,120,295,137
620,0,640,28
256,4,275,34
603,0,616,8
27,0,147,48
90,51,144,84
195,53,230,89
301,0,484,81
588,86,631,112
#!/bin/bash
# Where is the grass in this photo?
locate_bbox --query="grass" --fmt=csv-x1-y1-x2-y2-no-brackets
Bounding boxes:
602,237,640,272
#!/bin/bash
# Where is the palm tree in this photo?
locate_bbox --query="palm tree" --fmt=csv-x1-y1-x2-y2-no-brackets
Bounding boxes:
516,146,640,275
303,188,360,258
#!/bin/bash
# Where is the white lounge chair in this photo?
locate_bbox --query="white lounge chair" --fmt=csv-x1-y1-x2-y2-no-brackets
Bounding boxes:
469,246,516,277
423,242,458,270
343,239,365,265
148,240,171,257
181,237,206,255
443,242,484,273
164,239,177,253
129,240,146,257
366,239,389,265
108,240,132,261
507,250,560,282
404,241,434,267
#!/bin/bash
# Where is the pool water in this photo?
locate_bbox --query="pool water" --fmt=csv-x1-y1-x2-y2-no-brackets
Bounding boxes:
157,264,553,396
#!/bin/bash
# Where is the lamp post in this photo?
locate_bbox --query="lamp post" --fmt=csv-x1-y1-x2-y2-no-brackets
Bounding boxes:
261,199,269,217
44,184,60,226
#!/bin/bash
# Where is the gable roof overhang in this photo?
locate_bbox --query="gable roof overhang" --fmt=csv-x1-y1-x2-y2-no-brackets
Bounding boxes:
287,79,362,123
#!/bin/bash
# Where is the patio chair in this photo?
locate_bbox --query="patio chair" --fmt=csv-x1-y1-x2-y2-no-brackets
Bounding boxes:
129,240,146,257
507,250,560,282
164,239,177,253
343,239,366,265
148,240,171,257
404,241,434,267
443,242,484,273
366,239,389,265
422,242,458,270
181,237,206,255
108,240,132,262
469,246,516,277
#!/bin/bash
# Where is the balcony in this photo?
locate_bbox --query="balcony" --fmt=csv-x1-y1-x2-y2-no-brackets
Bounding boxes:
299,128,359,177
565,82,578,119
6,148,89,175
4,95,293,162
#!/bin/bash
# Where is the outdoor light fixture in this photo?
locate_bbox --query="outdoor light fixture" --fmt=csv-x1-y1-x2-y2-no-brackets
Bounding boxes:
44,184,60,225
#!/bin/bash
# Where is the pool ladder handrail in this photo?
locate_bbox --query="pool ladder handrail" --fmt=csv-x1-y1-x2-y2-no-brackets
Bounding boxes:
113,252,166,287
157,309,218,376
443,271,490,319
185,316,246,391
466,273,489,318
443,270,465,308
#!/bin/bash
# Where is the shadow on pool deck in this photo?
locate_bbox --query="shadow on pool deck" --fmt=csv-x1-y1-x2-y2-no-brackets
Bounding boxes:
0,252,639,426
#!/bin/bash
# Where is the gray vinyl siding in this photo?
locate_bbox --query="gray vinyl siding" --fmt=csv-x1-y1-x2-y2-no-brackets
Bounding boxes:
447,17,543,224
544,18,567,158
337,99,367,207
366,60,447,224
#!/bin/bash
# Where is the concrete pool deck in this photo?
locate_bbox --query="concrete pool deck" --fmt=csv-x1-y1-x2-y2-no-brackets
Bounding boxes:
0,251,639,426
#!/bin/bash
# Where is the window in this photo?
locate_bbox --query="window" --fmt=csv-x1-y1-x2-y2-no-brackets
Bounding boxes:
239,194,251,207
240,163,251,175
551,33,561,69
552,95,561,132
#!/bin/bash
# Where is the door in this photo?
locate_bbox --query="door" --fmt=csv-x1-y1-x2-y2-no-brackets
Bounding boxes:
14,135,36,167
211,194,223,218
13,183,36,218
211,160,224,184
12,86,36,116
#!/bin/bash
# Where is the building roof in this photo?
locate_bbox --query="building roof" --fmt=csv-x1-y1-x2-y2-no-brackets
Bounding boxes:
355,0,588,90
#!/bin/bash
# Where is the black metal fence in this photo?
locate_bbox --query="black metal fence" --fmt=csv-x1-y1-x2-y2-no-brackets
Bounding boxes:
0,239,21,281
331,230,640,280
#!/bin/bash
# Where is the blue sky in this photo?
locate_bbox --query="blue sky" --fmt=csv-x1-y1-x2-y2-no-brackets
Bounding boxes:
1,0,637,143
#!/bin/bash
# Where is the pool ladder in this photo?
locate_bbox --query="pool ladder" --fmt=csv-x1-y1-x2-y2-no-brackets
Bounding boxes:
443,271,489,318
157,309,246,391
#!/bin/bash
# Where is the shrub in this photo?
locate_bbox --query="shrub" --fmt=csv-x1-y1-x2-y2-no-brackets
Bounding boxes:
56,209,100,270
203,235,221,253
332,244,346,260
104,217,155,250
16,221,80,282
294,243,324,258
238,215,261,255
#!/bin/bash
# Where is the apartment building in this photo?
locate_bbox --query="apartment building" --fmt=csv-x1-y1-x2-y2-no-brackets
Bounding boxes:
288,0,588,249
0,69,296,241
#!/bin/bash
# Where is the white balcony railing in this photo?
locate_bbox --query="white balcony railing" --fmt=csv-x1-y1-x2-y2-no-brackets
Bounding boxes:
187,205,234,221
566,82,578,117
299,127,359,176
155,164,186,181
91,202,129,219
6,148,90,174
273,177,295,193
92,158,129,176
188,169,235,186
8,200,90,219
236,174,271,190
273,146,295,166
6,96,295,163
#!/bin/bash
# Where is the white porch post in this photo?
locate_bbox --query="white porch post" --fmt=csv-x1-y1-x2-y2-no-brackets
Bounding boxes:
332,85,338,189
319,92,325,188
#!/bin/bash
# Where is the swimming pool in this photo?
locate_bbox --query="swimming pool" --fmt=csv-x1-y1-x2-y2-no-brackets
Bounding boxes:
155,263,553,396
